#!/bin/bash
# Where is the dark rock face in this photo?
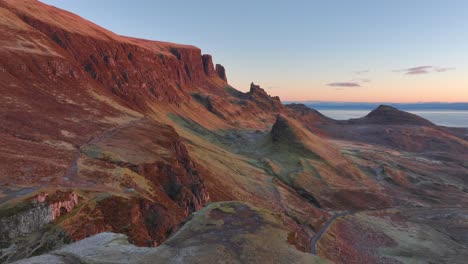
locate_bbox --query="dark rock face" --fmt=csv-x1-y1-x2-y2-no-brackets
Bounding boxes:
201,54,216,77
215,64,227,82
249,82,267,96
271,115,294,143
135,139,210,215
270,114,311,154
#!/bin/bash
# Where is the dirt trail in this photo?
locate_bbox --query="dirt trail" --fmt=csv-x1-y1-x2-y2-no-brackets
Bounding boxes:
61,118,143,184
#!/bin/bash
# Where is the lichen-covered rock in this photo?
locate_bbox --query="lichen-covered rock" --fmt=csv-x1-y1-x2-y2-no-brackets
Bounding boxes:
0,191,78,241
0,202,53,240
0,191,79,263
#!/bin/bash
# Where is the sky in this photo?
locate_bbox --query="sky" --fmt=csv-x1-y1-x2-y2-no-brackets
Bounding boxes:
40,0,468,102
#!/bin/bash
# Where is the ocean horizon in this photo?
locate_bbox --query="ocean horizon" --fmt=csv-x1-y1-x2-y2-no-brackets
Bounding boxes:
287,102,468,127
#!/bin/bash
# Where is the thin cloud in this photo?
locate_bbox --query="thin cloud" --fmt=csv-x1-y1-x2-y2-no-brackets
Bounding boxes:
352,78,371,83
265,86,281,89
395,66,455,75
434,67,455,72
406,66,433,75
327,82,361,87
354,70,369,75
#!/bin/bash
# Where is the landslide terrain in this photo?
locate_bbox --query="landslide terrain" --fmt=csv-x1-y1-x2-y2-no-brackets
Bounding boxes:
0,1,467,263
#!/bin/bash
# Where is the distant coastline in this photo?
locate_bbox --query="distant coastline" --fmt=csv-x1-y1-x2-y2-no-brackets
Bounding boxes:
284,102,468,127
284,102,468,111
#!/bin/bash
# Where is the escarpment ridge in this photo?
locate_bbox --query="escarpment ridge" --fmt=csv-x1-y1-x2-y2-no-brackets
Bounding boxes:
1,1,467,263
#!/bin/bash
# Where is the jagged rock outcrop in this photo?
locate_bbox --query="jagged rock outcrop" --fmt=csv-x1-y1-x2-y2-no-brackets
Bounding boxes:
189,82,285,126
37,192,79,220
215,63,227,82
247,82,283,111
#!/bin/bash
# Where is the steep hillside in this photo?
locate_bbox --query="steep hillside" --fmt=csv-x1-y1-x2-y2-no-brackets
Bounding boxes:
0,0,321,260
1,1,467,264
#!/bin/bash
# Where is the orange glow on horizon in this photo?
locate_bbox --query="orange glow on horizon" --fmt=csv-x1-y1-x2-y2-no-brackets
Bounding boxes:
231,73,468,103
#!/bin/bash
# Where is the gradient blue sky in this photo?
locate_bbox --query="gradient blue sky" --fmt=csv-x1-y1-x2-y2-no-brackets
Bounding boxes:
41,0,468,102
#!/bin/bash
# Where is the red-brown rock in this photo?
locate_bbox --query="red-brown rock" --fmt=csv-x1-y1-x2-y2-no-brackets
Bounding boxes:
215,64,227,82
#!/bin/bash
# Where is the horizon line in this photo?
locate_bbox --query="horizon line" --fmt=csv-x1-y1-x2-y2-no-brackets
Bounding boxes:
283,100,468,104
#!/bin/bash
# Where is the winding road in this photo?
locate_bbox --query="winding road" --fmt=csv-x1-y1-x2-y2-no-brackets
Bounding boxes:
310,211,351,255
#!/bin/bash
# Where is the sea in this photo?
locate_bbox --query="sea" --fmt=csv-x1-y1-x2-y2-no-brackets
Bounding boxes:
289,102,468,128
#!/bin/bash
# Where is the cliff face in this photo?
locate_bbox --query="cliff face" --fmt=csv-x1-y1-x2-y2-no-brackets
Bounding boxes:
0,0,227,108
0,192,78,242
0,202,53,241
0,191,79,262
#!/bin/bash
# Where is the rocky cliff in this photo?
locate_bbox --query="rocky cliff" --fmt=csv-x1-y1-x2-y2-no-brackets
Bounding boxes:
0,0,227,109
